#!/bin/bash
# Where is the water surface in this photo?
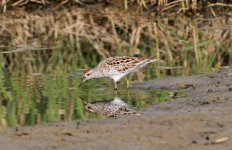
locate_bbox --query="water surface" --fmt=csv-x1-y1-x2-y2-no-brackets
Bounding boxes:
0,72,179,128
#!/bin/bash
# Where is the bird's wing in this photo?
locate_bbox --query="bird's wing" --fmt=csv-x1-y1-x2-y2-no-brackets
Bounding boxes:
131,56,158,70
97,56,141,72
96,56,157,73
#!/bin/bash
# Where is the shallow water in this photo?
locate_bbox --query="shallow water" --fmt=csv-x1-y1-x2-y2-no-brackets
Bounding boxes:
0,72,181,128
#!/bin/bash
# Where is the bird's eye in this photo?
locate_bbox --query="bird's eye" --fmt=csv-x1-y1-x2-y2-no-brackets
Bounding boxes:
86,73,90,76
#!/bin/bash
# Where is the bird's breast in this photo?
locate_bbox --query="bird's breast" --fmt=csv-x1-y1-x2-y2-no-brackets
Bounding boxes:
111,72,128,82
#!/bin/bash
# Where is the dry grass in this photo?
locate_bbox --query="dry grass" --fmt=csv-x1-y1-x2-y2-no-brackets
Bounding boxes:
1,0,232,13
0,0,231,75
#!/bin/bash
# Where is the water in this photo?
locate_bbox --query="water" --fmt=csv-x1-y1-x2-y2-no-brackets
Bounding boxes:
0,72,179,128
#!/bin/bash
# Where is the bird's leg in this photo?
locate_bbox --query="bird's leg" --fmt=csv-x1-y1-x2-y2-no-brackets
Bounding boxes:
125,77,129,89
114,89,118,95
114,82,118,90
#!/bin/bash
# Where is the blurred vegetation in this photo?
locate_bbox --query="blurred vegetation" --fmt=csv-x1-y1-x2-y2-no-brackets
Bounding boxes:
0,0,232,127
0,67,176,127
0,0,231,75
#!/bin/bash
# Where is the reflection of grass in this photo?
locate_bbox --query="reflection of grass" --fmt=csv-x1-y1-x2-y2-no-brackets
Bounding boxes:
0,68,178,127
121,90,175,109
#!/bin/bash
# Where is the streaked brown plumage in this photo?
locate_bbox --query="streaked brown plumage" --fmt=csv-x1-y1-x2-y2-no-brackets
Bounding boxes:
79,56,158,90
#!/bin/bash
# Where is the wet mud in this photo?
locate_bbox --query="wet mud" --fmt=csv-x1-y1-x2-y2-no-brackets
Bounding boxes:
0,67,232,150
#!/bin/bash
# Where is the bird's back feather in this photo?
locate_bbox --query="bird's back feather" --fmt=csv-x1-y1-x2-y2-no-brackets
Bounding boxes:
97,56,157,73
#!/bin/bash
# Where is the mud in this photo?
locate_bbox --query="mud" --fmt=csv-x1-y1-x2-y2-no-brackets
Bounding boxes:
0,67,232,150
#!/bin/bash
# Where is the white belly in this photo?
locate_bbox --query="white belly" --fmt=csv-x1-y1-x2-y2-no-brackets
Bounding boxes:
111,72,128,82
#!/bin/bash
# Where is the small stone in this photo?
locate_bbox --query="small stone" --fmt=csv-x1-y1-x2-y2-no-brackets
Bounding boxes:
228,88,232,92
192,140,197,144
207,89,213,93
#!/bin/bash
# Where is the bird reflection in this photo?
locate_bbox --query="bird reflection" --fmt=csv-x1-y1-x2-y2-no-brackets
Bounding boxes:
84,97,140,118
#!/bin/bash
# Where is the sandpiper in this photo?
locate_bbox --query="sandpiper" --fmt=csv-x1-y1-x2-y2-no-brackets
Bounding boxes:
79,56,158,90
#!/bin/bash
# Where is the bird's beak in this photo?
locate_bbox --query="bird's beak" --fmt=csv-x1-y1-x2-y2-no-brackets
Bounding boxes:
79,77,87,87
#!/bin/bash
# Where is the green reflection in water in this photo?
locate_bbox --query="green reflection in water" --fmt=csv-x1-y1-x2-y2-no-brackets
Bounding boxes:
0,72,179,128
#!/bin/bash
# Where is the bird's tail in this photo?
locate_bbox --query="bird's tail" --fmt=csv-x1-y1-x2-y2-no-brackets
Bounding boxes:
136,56,158,69
145,56,159,63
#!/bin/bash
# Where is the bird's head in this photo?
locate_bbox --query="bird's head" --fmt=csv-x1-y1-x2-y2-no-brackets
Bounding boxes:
84,101,96,112
79,69,94,87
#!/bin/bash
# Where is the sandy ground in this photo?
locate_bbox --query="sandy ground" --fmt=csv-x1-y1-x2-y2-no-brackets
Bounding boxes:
0,67,232,150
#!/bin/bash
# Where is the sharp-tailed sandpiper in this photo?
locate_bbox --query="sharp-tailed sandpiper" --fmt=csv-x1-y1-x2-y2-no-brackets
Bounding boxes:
79,56,158,90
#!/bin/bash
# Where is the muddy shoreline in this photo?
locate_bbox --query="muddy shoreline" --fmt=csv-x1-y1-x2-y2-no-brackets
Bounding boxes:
0,67,232,150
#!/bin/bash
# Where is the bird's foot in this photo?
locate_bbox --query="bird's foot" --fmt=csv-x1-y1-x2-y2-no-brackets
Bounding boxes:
125,78,129,89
